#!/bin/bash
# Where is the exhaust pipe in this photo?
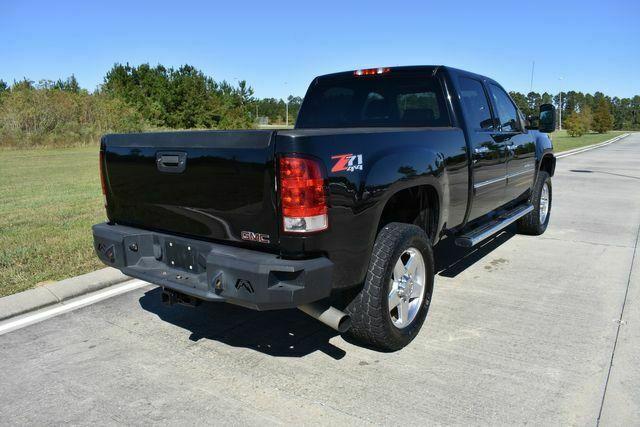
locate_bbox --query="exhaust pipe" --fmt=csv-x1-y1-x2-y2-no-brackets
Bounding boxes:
298,302,351,333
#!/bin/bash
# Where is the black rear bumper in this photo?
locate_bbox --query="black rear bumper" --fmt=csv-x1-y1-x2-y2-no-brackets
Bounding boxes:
92,223,333,310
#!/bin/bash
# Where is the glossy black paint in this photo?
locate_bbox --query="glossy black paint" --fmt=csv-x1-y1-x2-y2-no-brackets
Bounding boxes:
275,126,468,288
101,130,280,252
99,66,554,291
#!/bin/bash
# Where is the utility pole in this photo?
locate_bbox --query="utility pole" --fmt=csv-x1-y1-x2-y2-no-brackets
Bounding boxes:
559,92,562,130
529,61,535,92
558,77,564,131
284,82,289,127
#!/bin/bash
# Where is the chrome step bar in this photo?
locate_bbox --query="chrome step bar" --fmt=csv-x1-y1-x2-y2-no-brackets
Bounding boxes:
455,204,534,248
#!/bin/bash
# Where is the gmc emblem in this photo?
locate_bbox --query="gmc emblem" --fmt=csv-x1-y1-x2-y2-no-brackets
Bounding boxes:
241,231,270,244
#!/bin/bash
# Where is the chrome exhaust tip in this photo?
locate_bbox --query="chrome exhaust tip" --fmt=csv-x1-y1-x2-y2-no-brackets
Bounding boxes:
298,302,351,333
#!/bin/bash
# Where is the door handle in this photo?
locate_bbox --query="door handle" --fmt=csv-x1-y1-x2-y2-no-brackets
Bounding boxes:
474,147,490,154
156,151,187,173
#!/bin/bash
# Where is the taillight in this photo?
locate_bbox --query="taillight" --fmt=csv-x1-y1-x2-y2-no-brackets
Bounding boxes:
279,155,328,233
99,150,107,207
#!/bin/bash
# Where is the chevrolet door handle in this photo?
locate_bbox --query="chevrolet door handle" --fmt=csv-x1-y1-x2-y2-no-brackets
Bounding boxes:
474,147,490,154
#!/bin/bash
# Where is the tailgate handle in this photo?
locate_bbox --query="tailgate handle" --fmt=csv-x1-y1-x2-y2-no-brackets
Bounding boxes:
156,152,187,173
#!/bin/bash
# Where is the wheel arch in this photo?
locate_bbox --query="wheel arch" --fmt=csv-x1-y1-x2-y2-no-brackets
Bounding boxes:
539,153,556,177
375,183,442,243
362,146,446,244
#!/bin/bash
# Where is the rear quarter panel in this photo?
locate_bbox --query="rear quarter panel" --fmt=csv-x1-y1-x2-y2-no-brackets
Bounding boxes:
276,127,468,288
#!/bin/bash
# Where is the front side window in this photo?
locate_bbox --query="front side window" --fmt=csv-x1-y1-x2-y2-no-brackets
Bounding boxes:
458,77,494,130
489,84,520,132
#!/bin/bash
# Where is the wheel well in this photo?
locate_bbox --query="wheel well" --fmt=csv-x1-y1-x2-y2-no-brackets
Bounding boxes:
540,154,556,177
377,185,439,242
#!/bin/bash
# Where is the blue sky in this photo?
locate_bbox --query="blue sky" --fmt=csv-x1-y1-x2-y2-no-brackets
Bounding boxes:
2,0,638,99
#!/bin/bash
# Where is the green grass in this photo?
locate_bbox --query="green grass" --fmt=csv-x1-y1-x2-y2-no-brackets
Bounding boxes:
0,147,106,297
551,130,626,153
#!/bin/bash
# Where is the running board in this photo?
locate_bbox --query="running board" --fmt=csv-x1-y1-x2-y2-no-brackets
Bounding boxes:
455,204,534,248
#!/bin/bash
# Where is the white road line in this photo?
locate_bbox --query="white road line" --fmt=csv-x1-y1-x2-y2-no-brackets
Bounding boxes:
557,133,630,159
0,279,150,336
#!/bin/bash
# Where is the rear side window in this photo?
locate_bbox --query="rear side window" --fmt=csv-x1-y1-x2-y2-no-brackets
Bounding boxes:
489,84,521,132
458,77,494,130
296,75,450,128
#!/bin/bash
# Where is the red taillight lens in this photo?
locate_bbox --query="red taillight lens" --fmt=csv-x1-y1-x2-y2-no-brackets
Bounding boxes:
99,150,107,207
279,156,328,233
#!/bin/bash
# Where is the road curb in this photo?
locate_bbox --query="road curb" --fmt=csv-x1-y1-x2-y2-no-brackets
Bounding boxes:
0,267,130,322
556,133,630,158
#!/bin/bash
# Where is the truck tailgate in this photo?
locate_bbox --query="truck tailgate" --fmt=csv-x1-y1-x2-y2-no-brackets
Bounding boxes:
101,130,278,249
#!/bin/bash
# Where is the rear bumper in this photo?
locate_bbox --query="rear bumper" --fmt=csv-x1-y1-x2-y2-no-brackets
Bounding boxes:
92,223,333,310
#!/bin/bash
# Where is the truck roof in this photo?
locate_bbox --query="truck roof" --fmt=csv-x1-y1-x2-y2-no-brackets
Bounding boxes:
314,65,499,87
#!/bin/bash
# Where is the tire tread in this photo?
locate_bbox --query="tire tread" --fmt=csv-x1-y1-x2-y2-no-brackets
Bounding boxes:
346,222,433,351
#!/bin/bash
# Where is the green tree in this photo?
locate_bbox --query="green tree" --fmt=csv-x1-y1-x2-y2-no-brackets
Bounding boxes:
287,95,303,123
254,95,302,124
526,91,542,115
0,80,8,105
52,75,81,93
12,78,34,91
553,91,567,122
509,91,529,116
564,91,586,117
565,106,592,137
592,98,614,133
102,63,254,129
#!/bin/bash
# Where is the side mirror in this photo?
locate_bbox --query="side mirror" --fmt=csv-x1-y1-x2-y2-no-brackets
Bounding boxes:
538,103,556,133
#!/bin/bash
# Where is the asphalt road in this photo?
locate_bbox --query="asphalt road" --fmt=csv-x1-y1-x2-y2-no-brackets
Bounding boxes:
1,134,639,425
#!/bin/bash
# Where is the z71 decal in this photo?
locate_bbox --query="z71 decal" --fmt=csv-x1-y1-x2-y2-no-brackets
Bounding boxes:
331,153,363,173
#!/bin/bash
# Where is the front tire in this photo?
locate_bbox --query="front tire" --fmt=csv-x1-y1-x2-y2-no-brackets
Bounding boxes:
517,170,552,235
346,222,434,351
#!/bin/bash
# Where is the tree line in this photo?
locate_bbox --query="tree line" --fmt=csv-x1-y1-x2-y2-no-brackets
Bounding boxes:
254,96,302,125
1,63,638,148
509,90,639,136
0,76,146,147
0,63,296,148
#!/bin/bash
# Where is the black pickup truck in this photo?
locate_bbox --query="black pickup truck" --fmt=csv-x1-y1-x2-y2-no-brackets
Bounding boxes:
93,65,556,350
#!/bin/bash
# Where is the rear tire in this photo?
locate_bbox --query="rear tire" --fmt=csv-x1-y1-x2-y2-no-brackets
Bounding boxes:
345,222,434,351
517,170,552,235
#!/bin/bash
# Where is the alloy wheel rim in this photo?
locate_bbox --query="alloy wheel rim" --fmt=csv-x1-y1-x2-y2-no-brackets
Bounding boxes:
388,247,427,329
539,182,550,224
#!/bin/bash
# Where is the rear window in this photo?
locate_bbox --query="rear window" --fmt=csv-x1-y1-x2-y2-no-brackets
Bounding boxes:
296,75,451,128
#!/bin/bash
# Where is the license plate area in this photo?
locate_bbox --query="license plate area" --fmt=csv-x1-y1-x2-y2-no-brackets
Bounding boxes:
165,240,198,273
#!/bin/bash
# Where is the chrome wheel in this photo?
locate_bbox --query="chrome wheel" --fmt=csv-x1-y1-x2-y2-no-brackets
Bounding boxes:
539,182,550,224
388,247,427,329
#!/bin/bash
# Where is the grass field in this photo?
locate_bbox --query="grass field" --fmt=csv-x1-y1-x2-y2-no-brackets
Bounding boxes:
0,147,105,297
550,130,625,152
0,130,633,298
